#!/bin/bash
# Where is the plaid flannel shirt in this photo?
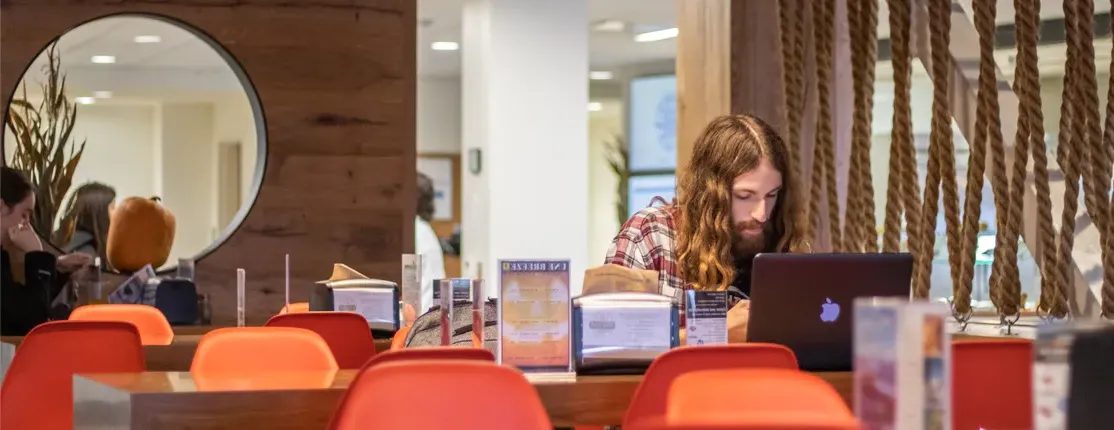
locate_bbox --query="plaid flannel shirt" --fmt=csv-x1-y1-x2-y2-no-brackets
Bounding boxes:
603,205,685,302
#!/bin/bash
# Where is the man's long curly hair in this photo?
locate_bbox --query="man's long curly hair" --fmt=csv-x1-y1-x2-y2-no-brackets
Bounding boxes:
673,114,808,291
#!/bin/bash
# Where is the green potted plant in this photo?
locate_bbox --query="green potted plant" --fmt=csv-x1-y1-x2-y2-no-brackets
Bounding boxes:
603,135,630,227
5,42,86,237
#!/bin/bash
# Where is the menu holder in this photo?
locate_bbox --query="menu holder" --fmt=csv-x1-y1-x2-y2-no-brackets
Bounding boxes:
326,279,401,336
852,298,950,430
401,254,422,326
236,269,246,327
472,278,486,347
497,260,573,375
1032,320,1113,430
684,290,728,346
571,291,678,375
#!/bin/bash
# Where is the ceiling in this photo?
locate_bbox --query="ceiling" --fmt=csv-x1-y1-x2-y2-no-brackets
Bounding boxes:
11,1,1114,102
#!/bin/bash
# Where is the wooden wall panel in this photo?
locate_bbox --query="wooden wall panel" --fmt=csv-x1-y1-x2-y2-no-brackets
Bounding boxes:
675,0,732,173
0,0,416,325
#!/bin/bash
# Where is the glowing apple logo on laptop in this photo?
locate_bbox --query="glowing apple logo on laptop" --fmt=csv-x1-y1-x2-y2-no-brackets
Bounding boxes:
820,298,840,323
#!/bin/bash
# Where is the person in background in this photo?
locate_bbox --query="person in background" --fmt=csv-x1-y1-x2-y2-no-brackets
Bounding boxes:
604,114,808,342
53,181,116,268
1,167,59,335
416,172,446,312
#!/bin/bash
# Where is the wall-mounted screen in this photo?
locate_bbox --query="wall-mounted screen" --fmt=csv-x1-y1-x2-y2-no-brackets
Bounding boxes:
628,174,677,217
628,75,677,172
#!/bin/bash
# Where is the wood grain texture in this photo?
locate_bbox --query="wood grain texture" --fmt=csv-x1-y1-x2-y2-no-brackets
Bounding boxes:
0,0,417,325
72,370,855,428
675,0,732,173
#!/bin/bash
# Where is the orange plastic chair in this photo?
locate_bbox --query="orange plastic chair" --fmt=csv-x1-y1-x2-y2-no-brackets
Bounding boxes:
391,325,410,351
624,344,799,427
278,302,310,315
0,321,146,430
266,312,377,368
328,360,551,429
952,339,1033,430
626,368,857,430
191,327,338,373
363,347,494,369
69,304,175,345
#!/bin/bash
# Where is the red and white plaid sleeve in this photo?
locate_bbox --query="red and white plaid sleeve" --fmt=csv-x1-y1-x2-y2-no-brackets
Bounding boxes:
603,207,684,301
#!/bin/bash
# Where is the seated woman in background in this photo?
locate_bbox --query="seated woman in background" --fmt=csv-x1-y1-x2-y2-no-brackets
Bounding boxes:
1,167,59,335
53,181,116,269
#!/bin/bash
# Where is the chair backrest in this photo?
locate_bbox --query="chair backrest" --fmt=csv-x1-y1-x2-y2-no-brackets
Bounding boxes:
624,344,799,426
328,360,551,430
363,347,494,369
0,321,146,430
266,312,378,368
69,304,175,345
191,327,338,373
391,326,410,351
952,339,1033,430
279,302,310,315
642,368,856,430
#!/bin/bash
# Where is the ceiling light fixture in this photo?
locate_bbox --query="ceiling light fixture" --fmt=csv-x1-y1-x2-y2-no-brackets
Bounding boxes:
75,97,96,105
93,91,113,99
91,55,116,64
587,102,603,112
589,71,614,80
634,28,678,43
431,41,460,51
134,35,161,43
592,19,627,32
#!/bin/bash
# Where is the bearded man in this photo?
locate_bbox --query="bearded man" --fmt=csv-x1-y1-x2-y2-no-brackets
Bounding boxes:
604,114,808,342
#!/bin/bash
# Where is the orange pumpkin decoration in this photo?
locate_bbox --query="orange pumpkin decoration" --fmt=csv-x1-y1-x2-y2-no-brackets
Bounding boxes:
106,196,177,272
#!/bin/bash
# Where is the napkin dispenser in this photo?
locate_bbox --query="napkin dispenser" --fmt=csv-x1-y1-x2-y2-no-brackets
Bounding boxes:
572,291,679,375
309,278,400,338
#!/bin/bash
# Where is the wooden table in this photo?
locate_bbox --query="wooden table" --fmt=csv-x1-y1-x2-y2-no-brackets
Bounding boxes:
1,335,393,371
71,370,853,429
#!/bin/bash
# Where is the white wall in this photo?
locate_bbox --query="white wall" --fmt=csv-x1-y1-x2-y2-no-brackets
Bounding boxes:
588,102,623,266
418,78,462,154
415,77,624,272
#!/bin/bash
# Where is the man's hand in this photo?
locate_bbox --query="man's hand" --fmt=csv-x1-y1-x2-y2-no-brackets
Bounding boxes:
727,299,750,343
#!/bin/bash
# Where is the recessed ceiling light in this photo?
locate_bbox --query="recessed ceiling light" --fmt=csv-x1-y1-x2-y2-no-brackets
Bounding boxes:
91,55,116,64
93,91,113,99
134,35,161,43
634,28,678,43
75,97,96,105
431,41,459,51
587,102,603,112
589,71,614,80
592,19,627,32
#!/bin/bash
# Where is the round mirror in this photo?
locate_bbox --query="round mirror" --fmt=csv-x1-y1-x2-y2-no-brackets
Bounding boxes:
2,14,264,273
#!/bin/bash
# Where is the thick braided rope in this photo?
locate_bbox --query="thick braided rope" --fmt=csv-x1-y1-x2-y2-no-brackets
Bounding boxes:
885,0,926,291
792,0,808,180
1072,0,1114,319
848,0,880,252
1050,0,1081,319
881,0,913,253
810,0,833,249
915,0,962,301
779,0,803,177
846,0,865,252
857,0,880,252
816,0,842,252
1016,0,1057,317
1099,18,1114,320
955,0,998,317
1075,0,1109,239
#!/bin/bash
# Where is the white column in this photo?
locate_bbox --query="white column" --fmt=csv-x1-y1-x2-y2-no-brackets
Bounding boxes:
461,0,590,297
